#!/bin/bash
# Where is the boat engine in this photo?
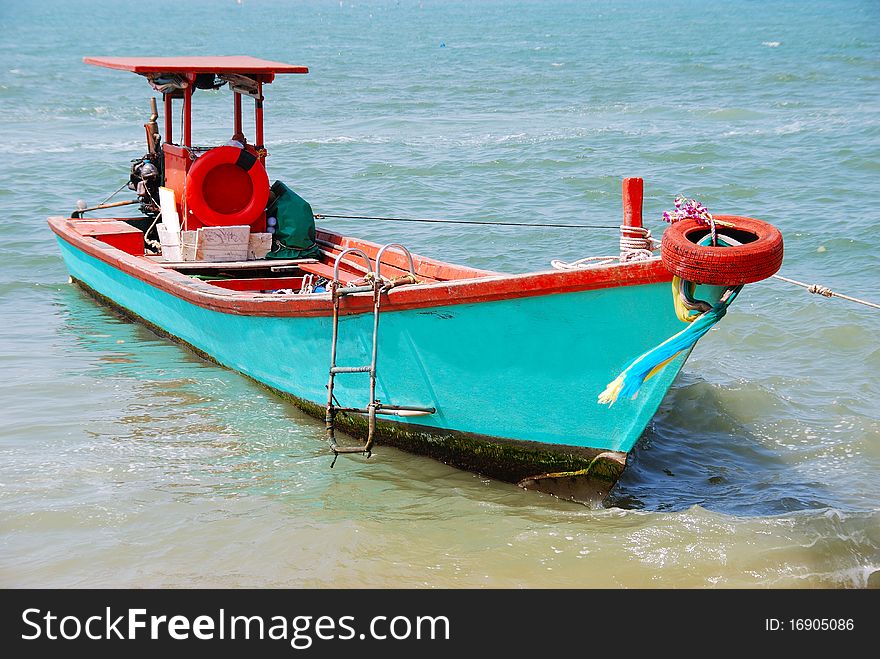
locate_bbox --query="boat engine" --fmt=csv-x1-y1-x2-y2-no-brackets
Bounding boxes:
128,154,162,217
128,97,163,218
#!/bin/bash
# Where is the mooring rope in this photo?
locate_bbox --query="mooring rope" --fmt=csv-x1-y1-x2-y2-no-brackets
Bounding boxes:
314,213,620,230
771,274,880,310
315,212,877,311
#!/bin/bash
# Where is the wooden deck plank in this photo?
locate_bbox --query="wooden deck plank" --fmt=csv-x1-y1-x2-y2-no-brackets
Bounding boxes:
143,257,319,271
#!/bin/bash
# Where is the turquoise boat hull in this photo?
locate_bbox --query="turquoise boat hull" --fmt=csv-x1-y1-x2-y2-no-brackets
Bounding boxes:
53,228,695,500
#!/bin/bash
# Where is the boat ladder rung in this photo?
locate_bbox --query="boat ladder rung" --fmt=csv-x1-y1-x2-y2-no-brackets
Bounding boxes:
335,404,436,417
329,445,372,455
336,284,374,295
377,404,435,413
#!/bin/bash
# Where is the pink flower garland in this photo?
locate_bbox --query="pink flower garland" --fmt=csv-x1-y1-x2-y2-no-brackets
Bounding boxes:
662,195,718,245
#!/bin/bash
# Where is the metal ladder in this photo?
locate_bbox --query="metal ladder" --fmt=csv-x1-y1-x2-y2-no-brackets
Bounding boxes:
325,244,435,465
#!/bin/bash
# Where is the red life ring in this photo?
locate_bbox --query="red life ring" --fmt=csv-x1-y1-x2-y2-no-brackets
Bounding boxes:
185,145,269,227
661,215,784,285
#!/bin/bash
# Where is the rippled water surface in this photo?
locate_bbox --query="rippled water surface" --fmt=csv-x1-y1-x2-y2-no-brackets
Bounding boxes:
1,0,879,588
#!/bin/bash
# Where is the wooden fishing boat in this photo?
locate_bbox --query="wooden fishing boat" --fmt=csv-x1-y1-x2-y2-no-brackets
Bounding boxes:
50,57,783,503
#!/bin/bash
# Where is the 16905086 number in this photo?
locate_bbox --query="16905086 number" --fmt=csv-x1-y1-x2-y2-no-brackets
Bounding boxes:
790,619,854,631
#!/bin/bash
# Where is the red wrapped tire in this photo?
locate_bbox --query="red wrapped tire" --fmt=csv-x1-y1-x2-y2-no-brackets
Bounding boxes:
661,215,783,285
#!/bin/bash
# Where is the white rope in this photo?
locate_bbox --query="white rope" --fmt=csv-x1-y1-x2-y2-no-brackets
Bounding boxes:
550,224,659,270
619,224,660,260
771,274,880,310
299,274,315,294
550,255,619,269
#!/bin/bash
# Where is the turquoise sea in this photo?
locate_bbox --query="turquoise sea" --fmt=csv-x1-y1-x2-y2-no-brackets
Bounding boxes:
1,0,878,587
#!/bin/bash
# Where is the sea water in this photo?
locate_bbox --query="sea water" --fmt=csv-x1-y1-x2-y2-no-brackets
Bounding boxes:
0,0,878,587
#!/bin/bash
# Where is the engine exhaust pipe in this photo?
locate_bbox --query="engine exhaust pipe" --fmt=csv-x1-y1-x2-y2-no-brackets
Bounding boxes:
144,97,159,156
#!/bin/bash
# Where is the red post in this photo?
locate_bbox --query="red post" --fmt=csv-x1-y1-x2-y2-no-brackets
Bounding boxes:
622,177,643,229
163,93,173,143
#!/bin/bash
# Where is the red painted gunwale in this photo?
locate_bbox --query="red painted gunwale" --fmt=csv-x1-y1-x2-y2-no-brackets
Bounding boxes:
49,216,673,318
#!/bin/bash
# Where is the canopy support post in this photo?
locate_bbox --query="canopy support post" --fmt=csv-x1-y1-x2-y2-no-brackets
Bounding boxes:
254,80,264,153
233,91,242,137
163,93,173,144
183,85,192,147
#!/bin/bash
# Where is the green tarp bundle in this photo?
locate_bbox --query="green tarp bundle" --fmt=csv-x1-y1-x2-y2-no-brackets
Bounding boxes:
265,180,322,260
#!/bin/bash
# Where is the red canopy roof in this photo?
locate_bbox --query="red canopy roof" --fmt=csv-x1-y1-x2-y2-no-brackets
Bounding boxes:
84,56,308,76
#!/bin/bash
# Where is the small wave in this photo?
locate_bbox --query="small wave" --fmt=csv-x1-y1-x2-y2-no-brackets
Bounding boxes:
307,135,367,145
275,130,607,150
762,41,781,48
79,106,109,116
775,120,805,135
272,135,392,146
706,107,767,120
0,140,142,155
721,129,763,137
